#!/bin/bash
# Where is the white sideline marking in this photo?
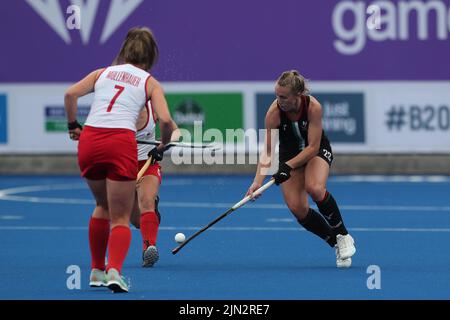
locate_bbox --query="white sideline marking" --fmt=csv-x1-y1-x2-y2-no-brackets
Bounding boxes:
266,218,295,222
0,215,23,220
160,202,450,212
1,182,450,212
0,180,191,196
0,226,449,232
331,175,450,183
1,193,450,212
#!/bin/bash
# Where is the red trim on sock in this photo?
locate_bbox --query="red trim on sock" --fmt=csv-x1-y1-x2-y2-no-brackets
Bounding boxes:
89,217,110,271
140,211,160,250
106,225,131,274
318,190,330,204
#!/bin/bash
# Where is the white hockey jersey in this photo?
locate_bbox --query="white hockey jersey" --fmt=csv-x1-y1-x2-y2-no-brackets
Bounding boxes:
85,64,151,131
136,100,157,161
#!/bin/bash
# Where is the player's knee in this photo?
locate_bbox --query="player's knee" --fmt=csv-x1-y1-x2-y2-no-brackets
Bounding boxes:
93,204,109,219
286,202,309,219
305,182,325,202
139,196,156,212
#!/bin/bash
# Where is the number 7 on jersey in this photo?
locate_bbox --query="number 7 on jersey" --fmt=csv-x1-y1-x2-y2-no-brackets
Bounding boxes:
107,85,125,112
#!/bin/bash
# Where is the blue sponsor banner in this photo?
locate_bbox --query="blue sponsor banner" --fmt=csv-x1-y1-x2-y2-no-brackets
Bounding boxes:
45,106,90,118
0,95,7,143
315,93,365,143
45,106,90,132
256,93,365,143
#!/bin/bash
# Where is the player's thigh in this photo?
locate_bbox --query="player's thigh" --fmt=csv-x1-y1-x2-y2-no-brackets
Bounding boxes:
305,156,330,200
106,179,136,220
86,179,108,207
281,168,309,218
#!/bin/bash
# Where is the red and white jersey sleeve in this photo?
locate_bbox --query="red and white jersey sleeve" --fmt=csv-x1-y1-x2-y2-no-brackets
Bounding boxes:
136,100,157,161
85,64,152,131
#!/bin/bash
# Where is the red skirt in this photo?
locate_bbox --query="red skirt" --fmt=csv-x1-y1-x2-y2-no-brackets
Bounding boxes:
138,160,162,184
78,126,137,181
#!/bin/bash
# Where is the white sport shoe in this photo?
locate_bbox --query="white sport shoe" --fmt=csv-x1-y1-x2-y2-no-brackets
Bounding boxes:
105,268,129,293
89,269,107,287
336,234,356,260
335,247,352,268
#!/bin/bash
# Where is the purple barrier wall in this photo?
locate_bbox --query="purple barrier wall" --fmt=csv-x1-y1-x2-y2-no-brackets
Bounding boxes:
1,0,449,82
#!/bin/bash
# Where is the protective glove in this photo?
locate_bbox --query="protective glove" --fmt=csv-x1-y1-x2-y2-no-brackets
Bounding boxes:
272,162,293,185
67,120,83,140
147,147,164,164
67,120,83,131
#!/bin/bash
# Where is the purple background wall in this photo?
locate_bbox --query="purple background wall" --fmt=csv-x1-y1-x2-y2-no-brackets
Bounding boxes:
1,0,449,82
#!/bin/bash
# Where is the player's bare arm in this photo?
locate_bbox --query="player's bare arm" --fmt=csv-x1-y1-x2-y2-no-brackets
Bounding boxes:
146,77,173,147
64,69,103,123
246,100,280,197
170,120,181,142
64,69,103,140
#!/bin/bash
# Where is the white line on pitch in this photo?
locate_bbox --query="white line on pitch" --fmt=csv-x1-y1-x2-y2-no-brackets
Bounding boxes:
331,175,450,183
266,218,294,222
0,226,449,232
0,194,450,213
160,202,450,212
0,215,23,220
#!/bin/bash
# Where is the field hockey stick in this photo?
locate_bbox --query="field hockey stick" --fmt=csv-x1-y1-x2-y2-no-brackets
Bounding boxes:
136,142,167,182
136,143,169,182
136,140,220,181
171,178,275,255
137,139,220,151
136,156,153,182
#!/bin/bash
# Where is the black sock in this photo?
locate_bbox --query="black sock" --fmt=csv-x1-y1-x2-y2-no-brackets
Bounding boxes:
298,208,336,247
154,196,161,223
316,191,348,236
